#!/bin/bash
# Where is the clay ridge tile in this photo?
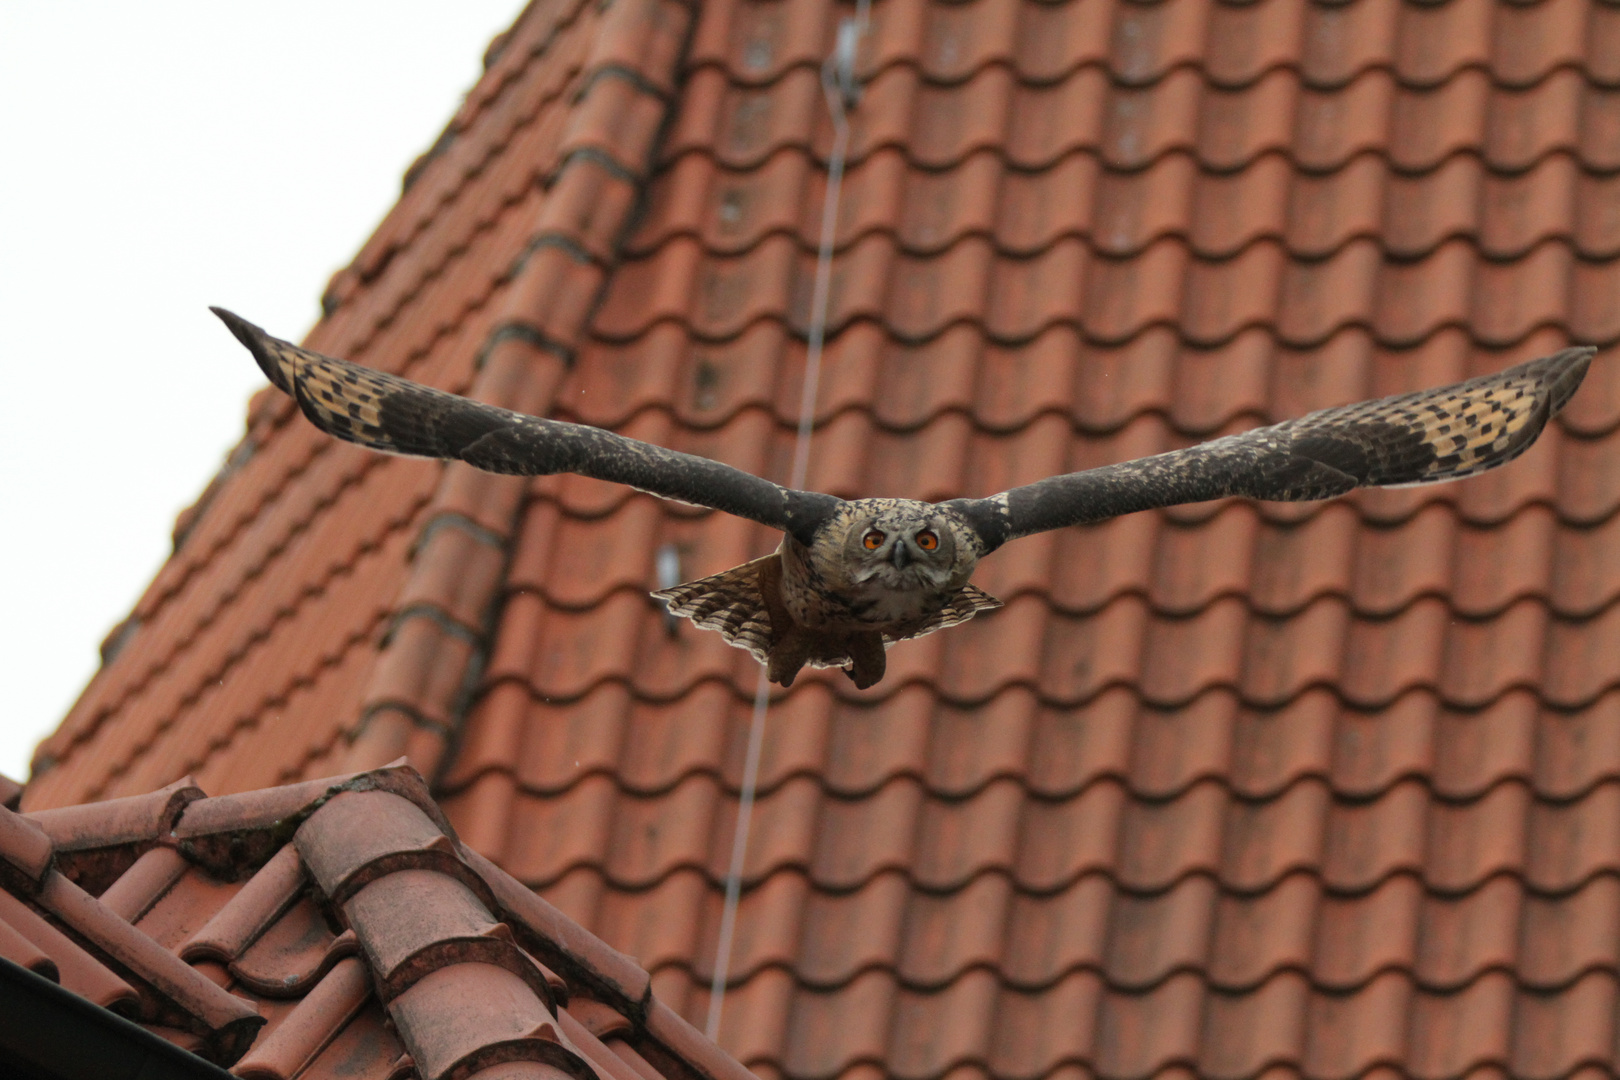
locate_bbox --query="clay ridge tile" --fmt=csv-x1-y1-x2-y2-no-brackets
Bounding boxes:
175,759,452,875
3,763,749,1080
25,774,202,854
284,779,645,1080
0,804,54,892
339,0,697,779
297,791,562,1007
294,789,475,906
464,845,655,1017
36,868,264,1060
0,772,23,812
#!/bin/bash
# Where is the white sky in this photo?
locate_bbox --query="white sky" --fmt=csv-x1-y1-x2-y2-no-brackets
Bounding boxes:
0,3,522,783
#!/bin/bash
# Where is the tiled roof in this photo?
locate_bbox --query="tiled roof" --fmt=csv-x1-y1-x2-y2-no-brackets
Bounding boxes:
22,0,1620,1078
0,761,753,1080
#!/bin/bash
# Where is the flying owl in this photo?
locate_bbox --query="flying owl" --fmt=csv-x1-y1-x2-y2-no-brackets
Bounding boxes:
214,308,1593,690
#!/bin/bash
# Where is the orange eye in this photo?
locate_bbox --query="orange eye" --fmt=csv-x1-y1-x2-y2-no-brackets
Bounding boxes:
863,530,886,550
916,530,939,551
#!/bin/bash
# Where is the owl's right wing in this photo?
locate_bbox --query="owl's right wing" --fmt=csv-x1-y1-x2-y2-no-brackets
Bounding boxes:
214,308,842,542
946,347,1595,550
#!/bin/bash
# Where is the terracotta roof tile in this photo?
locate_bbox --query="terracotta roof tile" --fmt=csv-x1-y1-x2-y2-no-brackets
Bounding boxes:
993,973,1105,1079
1206,873,1316,991
1303,972,1410,1080
1415,874,1521,991
1519,875,1620,989
1500,0,1600,87
1298,0,1392,88
1534,692,1620,800
1106,876,1215,990
231,956,372,1080
1295,72,1394,170
1228,694,1336,799
1526,781,1620,892
1511,974,1619,1080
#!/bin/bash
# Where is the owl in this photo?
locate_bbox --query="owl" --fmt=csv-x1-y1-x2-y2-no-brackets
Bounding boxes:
215,308,1593,689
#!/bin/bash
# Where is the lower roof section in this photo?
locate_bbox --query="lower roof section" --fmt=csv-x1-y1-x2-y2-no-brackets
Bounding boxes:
0,761,754,1080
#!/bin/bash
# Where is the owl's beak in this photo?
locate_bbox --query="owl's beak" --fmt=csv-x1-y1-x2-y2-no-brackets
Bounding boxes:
891,542,913,570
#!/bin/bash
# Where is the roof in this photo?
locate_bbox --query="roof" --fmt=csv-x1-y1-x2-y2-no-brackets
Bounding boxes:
0,760,753,1080
20,0,1620,1076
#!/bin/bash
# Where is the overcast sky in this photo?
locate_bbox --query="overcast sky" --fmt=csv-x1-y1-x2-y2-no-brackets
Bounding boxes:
0,3,521,781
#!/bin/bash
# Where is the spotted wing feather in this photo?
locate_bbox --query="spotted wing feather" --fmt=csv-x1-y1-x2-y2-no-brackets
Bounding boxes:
213,308,841,540
946,347,1596,546
654,556,776,663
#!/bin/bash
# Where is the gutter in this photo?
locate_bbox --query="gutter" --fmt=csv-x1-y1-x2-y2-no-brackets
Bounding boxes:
0,957,237,1080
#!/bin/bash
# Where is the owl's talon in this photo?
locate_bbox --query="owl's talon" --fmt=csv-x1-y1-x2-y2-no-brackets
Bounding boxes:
845,632,885,689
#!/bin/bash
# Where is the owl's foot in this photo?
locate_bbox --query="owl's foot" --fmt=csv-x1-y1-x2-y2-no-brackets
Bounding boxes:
767,644,808,687
843,631,886,689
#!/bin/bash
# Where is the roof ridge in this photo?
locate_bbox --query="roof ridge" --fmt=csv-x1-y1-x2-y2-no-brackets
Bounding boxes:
339,0,702,778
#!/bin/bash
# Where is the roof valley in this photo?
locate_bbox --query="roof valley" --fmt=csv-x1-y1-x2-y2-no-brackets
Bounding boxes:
340,0,701,780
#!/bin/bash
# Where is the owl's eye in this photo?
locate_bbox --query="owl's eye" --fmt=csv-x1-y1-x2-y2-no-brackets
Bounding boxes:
915,530,939,550
863,530,886,550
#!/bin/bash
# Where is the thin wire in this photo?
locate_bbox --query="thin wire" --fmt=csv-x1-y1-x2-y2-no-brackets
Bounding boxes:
705,3,870,1044
788,13,862,491
704,668,770,1040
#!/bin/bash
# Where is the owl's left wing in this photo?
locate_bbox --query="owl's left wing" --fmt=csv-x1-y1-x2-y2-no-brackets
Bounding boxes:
945,347,1595,551
214,308,841,542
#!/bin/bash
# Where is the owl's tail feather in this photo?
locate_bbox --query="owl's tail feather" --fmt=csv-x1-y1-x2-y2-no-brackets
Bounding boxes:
656,558,1006,687
654,556,778,664
883,583,1004,644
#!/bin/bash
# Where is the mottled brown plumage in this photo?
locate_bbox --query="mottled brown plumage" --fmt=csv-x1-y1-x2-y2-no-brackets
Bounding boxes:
654,502,1002,688
215,307,1595,688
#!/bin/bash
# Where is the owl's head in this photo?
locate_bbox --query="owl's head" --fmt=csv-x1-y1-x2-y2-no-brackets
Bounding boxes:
837,499,975,591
